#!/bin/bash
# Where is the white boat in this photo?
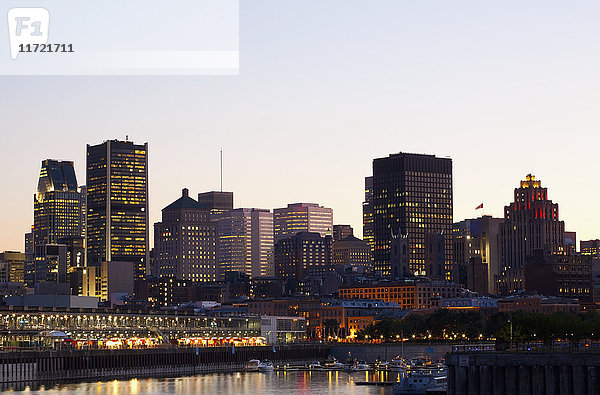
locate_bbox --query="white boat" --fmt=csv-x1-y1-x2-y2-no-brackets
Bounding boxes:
392,371,447,394
258,360,275,372
245,359,261,372
390,358,408,371
354,361,370,371
308,361,321,369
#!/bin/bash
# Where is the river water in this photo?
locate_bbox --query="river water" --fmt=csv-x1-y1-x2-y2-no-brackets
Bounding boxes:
8,370,405,394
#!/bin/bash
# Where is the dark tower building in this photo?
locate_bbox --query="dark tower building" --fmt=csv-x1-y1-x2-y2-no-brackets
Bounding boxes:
371,153,453,279
154,188,218,281
197,191,234,216
497,174,565,295
86,140,149,280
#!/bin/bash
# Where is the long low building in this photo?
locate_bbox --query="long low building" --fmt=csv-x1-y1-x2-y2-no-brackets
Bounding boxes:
0,308,263,349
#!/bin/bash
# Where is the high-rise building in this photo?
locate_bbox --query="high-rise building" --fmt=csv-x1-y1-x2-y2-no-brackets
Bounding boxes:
453,216,503,294
273,203,333,242
33,160,83,249
86,140,149,280
333,225,353,242
33,160,83,286
371,152,453,279
154,188,217,282
274,232,333,282
362,176,374,254
497,174,565,294
217,208,274,278
197,191,234,217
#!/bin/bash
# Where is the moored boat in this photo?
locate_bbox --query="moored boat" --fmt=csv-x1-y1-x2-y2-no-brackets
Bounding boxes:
245,359,261,372
392,371,447,394
258,360,275,372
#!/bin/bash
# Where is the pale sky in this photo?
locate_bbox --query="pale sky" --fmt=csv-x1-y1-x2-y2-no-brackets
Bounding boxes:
2,0,600,251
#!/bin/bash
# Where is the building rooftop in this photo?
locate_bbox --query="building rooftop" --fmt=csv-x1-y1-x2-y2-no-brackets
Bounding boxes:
163,188,205,211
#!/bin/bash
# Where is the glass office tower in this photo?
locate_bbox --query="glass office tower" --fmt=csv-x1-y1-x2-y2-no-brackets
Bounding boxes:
86,140,149,280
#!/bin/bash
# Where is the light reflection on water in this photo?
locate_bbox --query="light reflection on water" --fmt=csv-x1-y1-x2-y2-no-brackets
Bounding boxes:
9,370,405,394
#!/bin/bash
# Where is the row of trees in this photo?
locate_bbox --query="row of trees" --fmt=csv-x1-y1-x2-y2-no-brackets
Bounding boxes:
355,309,600,343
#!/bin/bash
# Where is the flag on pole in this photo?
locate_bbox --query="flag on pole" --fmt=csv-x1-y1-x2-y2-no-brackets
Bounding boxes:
475,203,483,210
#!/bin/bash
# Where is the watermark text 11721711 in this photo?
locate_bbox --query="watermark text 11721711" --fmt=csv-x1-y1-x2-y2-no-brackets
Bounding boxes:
19,43,73,53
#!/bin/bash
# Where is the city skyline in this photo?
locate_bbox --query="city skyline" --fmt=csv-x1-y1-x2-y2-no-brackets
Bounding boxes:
3,1,600,250
0,141,591,252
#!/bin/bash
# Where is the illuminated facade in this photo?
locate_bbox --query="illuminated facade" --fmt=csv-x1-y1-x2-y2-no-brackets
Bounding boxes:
497,175,565,294
217,208,274,278
273,203,333,242
371,153,453,279
338,281,462,310
338,283,417,309
86,140,149,280
33,160,83,250
154,188,217,282
0,309,262,349
33,160,83,284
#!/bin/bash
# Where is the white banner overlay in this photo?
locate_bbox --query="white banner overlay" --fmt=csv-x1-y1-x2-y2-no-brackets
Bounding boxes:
1,1,239,75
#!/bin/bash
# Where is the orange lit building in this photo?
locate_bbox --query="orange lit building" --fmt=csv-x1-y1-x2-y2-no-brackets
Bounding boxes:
338,283,416,309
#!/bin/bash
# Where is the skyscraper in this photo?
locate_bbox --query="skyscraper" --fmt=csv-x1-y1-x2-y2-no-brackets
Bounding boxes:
154,188,218,281
33,160,83,248
371,152,453,279
86,139,149,280
273,203,333,242
33,160,83,285
497,174,565,294
217,208,274,278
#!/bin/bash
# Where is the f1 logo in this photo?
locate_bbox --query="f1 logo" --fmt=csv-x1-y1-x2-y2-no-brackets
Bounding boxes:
7,8,49,60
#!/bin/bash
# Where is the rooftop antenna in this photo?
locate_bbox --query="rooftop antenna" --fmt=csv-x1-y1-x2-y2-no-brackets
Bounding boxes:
220,148,223,192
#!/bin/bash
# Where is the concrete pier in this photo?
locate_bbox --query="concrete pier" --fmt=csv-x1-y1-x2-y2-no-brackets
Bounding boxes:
447,352,600,395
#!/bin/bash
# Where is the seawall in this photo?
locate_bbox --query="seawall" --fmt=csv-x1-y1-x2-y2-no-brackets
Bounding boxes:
0,344,330,388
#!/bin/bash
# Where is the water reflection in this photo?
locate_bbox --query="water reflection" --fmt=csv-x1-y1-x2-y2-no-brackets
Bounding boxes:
3,371,399,394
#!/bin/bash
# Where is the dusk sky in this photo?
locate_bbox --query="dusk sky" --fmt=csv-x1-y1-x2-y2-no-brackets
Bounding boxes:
2,0,600,251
